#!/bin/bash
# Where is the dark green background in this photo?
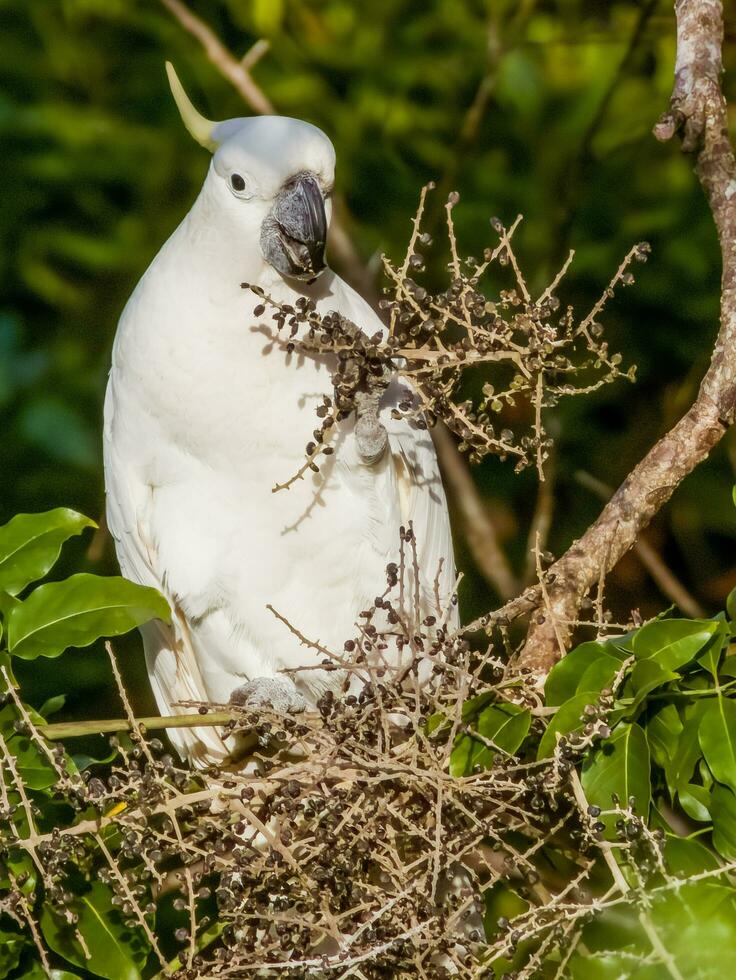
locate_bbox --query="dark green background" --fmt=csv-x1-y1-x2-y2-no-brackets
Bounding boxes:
1,0,735,725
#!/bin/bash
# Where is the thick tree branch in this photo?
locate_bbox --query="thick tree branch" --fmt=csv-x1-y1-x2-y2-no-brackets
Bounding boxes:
517,0,736,672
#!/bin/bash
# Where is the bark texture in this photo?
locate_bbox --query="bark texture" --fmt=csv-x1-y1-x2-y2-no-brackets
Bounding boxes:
517,0,736,672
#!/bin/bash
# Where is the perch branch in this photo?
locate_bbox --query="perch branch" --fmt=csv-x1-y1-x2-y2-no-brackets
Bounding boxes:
518,0,736,672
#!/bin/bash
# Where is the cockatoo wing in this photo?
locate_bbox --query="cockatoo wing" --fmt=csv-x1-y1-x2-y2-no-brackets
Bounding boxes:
103,382,231,766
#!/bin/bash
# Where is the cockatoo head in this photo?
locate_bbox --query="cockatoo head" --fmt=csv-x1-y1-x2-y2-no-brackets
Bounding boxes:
167,63,335,282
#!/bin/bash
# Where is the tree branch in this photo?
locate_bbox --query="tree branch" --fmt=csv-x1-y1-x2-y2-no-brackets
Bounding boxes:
432,422,518,600
517,0,736,672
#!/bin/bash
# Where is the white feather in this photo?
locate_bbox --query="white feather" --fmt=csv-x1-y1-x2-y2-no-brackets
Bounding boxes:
104,116,457,765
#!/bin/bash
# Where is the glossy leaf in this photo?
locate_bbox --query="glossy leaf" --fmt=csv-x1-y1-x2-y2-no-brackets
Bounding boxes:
699,696,736,793
632,618,719,672
0,509,95,596
538,691,596,759
544,641,627,707
7,574,170,660
622,660,678,718
0,930,25,979
450,703,530,777
665,701,707,794
6,733,58,790
711,784,736,861
664,834,720,875
41,881,148,980
581,723,651,831
645,704,682,769
678,783,711,822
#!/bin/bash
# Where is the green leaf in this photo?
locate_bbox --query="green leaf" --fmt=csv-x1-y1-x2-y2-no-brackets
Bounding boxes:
0,845,37,896
666,701,707,794
698,622,729,677
712,784,736,861
537,691,596,759
699,696,736,793
544,641,627,707
41,881,148,980
581,723,651,833
678,783,711,822
6,733,58,789
645,704,683,769
22,963,80,979
450,703,530,777
71,744,119,772
39,693,66,717
632,618,719,672
0,509,95,596
8,574,170,660
664,834,720,875
720,654,736,678
621,660,678,718
0,930,25,979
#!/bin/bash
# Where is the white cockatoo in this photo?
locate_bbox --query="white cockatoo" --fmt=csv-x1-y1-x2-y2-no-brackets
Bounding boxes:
103,65,457,767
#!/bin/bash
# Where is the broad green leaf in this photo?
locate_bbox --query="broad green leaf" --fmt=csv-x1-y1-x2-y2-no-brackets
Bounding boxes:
8,574,170,660
632,618,719,672
678,783,711,822
645,704,682,769
646,882,736,977
41,881,149,980
450,703,530,777
664,834,720,875
0,930,25,979
544,641,626,707
0,509,95,596
581,723,651,832
426,691,495,737
6,733,58,790
720,655,736,678
622,660,678,718
538,692,598,759
698,621,729,677
712,784,736,861
568,953,633,980
666,701,707,794
0,592,19,620
699,696,736,793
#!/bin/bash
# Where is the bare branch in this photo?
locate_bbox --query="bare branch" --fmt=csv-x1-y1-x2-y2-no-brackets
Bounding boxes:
432,422,518,600
518,0,736,672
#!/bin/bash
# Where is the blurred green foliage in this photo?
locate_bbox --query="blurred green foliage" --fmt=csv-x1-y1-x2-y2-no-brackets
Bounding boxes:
1,1,736,717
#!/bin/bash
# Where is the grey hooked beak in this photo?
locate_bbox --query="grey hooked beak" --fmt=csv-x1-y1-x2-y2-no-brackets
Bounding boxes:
261,172,328,281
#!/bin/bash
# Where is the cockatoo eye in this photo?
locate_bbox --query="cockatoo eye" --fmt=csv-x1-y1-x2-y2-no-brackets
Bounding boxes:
229,173,253,199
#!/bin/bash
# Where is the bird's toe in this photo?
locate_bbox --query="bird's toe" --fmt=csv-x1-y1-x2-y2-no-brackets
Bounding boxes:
229,676,306,713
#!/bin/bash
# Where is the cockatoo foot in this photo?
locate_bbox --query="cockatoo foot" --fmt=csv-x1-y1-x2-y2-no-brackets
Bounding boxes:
229,676,306,713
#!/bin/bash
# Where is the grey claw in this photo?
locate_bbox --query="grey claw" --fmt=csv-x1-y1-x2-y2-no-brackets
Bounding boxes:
229,676,306,713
